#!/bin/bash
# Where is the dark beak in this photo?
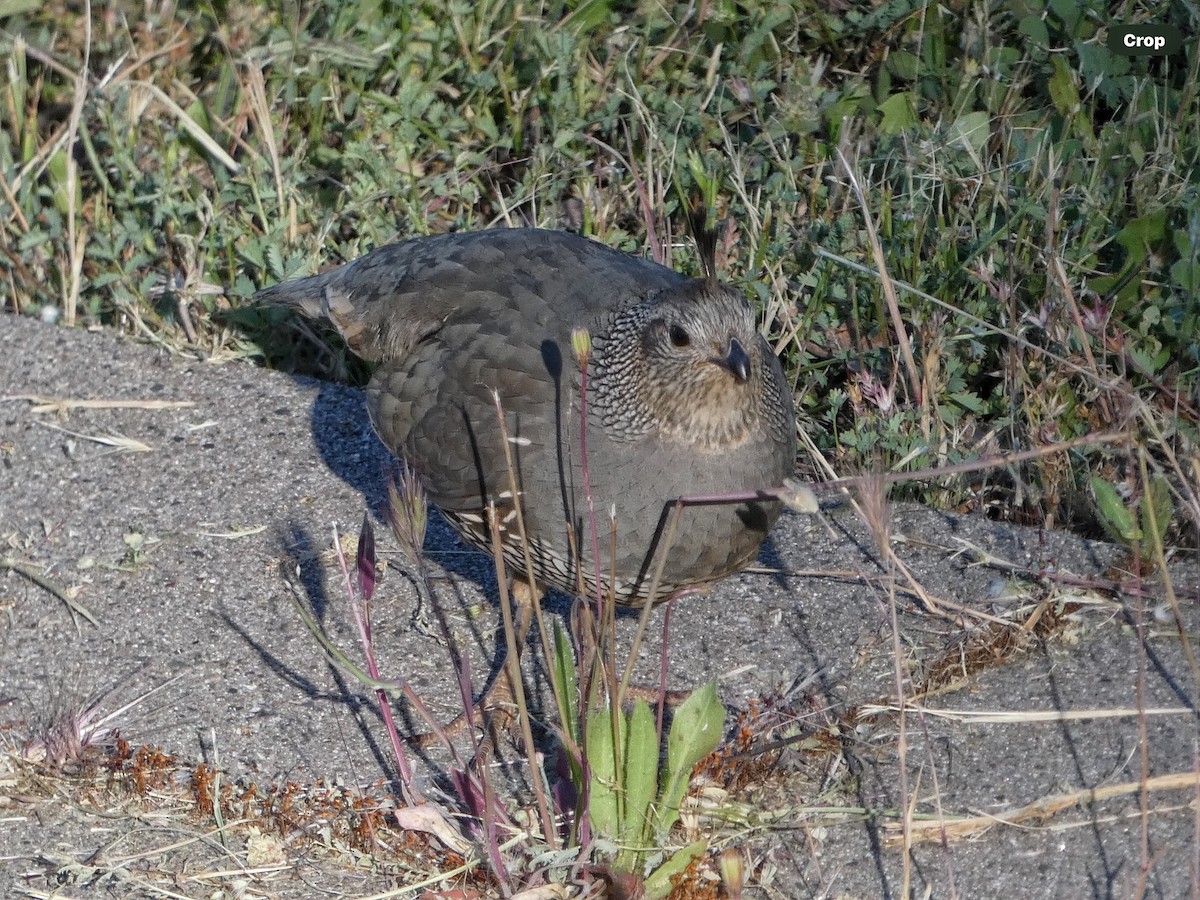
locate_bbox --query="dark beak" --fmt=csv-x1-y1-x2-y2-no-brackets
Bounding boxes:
712,338,751,382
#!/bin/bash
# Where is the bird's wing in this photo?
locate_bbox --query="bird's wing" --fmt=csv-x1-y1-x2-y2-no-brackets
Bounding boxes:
254,228,684,362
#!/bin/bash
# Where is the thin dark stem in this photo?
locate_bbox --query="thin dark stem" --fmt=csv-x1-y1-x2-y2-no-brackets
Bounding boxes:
656,594,678,739
619,499,685,703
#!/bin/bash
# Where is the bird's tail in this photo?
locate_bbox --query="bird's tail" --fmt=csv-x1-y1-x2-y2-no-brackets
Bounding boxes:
255,261,410,362
254,270,337,321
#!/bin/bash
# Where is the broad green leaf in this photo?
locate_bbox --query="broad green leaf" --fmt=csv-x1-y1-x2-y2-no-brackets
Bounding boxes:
951,111,991,158
241,240,266,271
877,92,918,135
657,681,724,837
1048,56,1080,116
233,273,257,301
887,50,920,81
1017,15,1046,46
644,839,708,900
586,709,619,840
1171,258,1199,294
1075,41,1122,84
1117,209,1168,262
1048,0,1081,32
1140,477,1174,556
1130,139,1145,168
1091,477,1139,545
617,700,657,869
950,391,986,414
1128,344,1170,375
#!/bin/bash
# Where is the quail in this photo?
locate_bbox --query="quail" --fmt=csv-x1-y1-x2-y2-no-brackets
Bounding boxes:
257,228,796,607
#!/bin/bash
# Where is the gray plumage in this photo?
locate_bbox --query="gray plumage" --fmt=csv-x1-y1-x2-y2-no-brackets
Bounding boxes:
257,228,796,604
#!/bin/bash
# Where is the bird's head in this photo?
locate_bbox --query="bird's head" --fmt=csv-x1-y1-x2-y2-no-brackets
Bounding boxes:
591,280,786,451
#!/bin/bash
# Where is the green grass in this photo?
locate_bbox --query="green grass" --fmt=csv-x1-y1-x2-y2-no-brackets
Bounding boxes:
4,0,1196,541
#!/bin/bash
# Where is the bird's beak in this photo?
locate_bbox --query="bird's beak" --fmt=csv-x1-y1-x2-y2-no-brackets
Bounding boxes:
712,338,751,382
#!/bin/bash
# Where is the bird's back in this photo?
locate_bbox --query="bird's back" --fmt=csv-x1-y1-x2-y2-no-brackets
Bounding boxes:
255,229,684,362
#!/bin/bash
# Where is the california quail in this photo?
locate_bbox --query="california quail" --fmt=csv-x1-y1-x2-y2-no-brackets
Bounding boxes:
257,228,796,605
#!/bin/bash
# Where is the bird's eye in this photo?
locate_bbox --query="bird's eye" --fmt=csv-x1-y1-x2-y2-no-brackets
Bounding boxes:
668,324,691,348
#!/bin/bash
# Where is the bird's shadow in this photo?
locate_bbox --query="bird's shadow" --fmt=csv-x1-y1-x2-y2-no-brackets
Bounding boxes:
273,379,560,763
307,378,503,580
221,522,471,790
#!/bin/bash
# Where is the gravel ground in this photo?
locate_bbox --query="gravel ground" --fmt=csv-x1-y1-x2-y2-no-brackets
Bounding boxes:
2,312,1197,898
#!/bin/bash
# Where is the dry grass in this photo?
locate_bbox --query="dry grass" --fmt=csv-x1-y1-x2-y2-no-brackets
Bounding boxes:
2,741,498,897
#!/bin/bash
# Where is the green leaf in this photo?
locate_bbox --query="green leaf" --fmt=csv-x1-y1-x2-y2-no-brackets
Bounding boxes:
951,111,991,158
1018,15,1049,47
265,243,284,281
1091,477,1139,545
185,99,211,133
233,273,257,300
685,150,720,219
887,50,920,82
644,840,709,900
656,681,724,838
1129,139,1145,168
1048,56,1080,116
1128,344,1170,375
949,390,986,414
550,622,580,748
1139,477,1173,557
563,0,613,34
1048,0,1081,33
48,149,80,218
877,92,918,135
616,700,658,869
1116,209,1168,263
241,240,266,272
1075,41,1116,84
1170,258,1199,294
586,708,619,840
